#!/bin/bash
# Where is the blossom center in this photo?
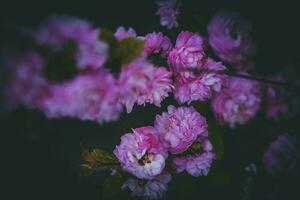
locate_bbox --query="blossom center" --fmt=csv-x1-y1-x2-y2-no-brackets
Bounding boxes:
138,152,152,166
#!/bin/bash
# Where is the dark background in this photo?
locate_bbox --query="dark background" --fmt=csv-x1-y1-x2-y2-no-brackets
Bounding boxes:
1,0,300,199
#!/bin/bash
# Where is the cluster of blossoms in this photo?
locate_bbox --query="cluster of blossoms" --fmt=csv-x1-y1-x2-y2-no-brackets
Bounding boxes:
114,105,215,198
3,2,299,199
6,10,292,128
5,16,175,123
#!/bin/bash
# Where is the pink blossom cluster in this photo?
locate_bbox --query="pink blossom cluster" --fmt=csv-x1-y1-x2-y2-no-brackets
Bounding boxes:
212,76,262,127
168,31,227,104
207,11,256,72
114,105,215,189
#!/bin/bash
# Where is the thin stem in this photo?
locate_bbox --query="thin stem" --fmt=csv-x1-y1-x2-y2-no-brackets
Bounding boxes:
185,68,300,91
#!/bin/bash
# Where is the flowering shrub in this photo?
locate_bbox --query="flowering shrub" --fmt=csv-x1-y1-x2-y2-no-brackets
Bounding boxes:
2,1,300,199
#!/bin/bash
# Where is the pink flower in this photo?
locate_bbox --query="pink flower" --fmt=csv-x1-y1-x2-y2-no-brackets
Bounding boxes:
114,26,137,41
173,58,226,104
40,70,122,123
35,15,108,70
75,30,108,70
113,126,168,179
263,134,300,177
143,32,173,58
154,105,208,154
5,52,49,109
156,0,180,29
118,59,173,113
173,138,215,177
122,171,171,199
212,76,262,127
207,11,256,64
168,31,205,70
265,75,288,120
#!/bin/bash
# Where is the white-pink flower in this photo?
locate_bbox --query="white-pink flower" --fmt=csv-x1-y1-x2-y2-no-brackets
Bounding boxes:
118,59,173,113
113,126,168,179
154,105,208,154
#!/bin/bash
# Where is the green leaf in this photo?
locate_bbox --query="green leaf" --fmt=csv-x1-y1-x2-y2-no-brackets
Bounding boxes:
117,37,145,64
80,146,119,176
100,28,118,48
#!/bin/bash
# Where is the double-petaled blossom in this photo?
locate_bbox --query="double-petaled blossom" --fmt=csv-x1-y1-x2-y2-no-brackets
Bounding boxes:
39,69,122,123
173,137,215,177
154,105,208,154
122,171,171,200
207,11,256,65
118,59,173,113
168,31,205,70
143,32,173,58
35,15,108,70
212,76,262,127
173,58,226,104
113,126,168,179
263,134,300,177
156,0,180,29
114,26,137,41
5,52,48,109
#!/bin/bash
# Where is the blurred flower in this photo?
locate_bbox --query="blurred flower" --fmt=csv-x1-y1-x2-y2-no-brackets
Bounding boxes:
114,26,137,41
143,32,173,58
263,134,300,177
118,59,173,113
40,69,122,123
173,138,215,176
173,58,226,104
35,15,108,70
207,11,256,65
212,76,262,127
156,0,180,29
154,105,208,154
265,75,289,120
168,31,205,70
113,126,168,179
5,52,48,109
122,171,171,200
